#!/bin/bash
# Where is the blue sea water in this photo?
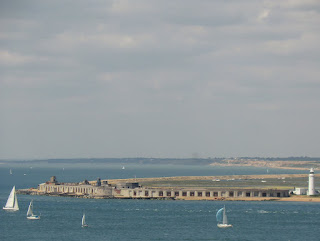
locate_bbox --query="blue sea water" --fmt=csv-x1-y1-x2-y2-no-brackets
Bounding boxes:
0,163,319,241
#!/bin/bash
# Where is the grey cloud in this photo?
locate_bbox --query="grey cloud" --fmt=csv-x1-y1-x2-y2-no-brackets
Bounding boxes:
0,0,320,159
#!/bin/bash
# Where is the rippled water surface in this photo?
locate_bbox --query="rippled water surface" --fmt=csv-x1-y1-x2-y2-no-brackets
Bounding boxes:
0,163,318,241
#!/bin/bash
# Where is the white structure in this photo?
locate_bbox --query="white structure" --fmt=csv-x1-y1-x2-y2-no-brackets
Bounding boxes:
38,176,113,198
293,188,307,195
308,168,315,195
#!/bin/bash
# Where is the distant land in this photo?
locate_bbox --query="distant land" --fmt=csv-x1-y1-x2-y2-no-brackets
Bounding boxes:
1,157,320,170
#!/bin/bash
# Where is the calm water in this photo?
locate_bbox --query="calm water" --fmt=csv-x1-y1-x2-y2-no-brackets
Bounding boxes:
0,163,318,241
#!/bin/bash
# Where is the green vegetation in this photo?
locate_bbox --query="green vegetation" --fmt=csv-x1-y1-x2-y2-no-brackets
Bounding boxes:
140,177,310,190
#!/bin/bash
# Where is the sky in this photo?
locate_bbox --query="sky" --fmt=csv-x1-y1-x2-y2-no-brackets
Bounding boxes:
0,0,320,159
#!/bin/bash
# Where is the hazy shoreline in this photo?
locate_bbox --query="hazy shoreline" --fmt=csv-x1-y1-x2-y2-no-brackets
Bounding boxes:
1,157,319,171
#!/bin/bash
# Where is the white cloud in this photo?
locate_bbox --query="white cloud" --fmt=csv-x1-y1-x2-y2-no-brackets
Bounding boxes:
0,50,36,66
258,9,270,21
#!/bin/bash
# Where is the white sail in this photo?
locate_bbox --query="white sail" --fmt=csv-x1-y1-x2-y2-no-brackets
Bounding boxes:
27,201,33,216
223,208,228,224
14,191,19,210
3,186,19,211
82,213,88,227
5,186,15,208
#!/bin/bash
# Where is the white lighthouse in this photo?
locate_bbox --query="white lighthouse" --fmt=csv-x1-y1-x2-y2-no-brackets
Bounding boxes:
308,168,315,195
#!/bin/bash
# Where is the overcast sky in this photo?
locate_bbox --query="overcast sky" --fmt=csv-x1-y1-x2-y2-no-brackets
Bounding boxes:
0,0,320,159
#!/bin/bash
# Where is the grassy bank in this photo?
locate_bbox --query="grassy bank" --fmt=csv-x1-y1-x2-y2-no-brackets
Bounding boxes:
106,174,318,190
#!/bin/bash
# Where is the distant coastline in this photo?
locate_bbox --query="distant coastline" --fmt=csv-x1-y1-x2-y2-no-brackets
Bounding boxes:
1,156,319,170
209,159,319,170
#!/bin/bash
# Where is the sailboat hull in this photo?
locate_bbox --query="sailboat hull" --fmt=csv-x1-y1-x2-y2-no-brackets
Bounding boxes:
3,207,19,211
217,224,233,228
27,215,40,220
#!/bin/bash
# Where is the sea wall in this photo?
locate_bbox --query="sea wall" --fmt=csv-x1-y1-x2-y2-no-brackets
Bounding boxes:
114,187,289,199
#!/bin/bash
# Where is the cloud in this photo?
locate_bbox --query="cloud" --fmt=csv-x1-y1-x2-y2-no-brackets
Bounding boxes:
258,9,271,21
262,32,320,56
0,0,320,158
0,50,36,66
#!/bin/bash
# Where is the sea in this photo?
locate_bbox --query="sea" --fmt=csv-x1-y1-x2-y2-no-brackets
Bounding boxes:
0,163,319,241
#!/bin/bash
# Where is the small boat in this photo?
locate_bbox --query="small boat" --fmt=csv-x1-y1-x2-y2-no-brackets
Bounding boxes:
216,206,232,228
82,213,88,227
27,200,40,220
3,186,19,211
122,166,125,170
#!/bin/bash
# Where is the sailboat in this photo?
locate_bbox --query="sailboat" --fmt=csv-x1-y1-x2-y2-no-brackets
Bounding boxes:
26,200,40,220
216,206,232,228
10,169,13,175
122,166,125,170
3,186,19,211
82,213,88,227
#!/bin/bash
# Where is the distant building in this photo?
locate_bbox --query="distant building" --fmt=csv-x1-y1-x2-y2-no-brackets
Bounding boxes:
293,188,307,195
293,168,317,196
38,176,112,198
37,176,289,200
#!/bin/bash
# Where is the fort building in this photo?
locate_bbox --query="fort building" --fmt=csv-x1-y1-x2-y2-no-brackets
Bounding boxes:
38,176,113,198
35,176,289,200
114,187,289,199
